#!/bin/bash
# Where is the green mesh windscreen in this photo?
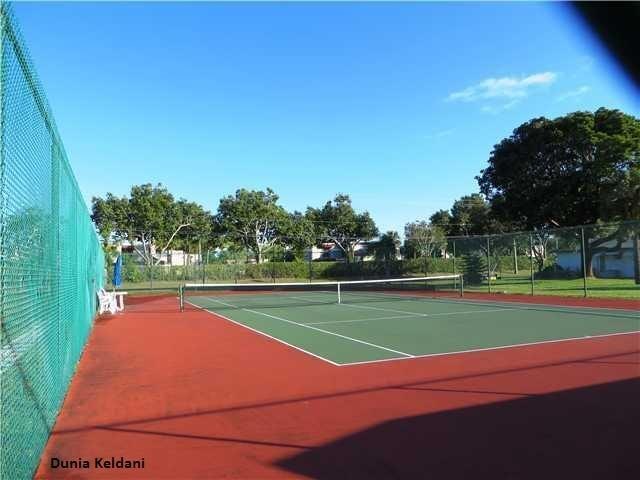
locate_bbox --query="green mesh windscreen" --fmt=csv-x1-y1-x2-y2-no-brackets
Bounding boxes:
0,3,105,478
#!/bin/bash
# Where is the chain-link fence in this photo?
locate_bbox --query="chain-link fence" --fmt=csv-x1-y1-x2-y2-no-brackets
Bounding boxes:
1,3,105,478
109,221,639,300
449,221,639,298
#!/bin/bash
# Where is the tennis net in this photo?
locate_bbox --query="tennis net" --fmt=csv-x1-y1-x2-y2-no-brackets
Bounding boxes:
180,275,462,311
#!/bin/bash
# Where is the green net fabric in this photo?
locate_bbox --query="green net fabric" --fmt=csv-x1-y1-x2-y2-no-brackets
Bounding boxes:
1,3,105,478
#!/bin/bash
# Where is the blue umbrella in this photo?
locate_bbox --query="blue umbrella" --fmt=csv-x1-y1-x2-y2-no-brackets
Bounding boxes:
112,254,122,288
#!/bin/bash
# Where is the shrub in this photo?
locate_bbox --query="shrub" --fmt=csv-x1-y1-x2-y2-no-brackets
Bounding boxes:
462,253,486,285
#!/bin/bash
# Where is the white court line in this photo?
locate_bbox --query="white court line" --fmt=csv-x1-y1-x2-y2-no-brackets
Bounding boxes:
356,291,639,317
307,308,521,326
187,300,341,366
306,313,424,326
339,302,427,316
337,330,640,367
203,297,414,358
343,292,640,320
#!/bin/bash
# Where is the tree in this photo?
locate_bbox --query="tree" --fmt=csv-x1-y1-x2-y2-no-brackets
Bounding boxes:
478,108,640,225
462,252,486,285
404,221,446,258
215,188,288,263
370,231,400,276
307,194,378,263
91,193,129,241
282,211,316,260
371,231,401,262
173,199,216,260
477,108,640,277
449,194,502,236
429,210,453,235
91,184,203,265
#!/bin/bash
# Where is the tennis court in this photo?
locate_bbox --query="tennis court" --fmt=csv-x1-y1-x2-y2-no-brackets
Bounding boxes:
182,276,640,366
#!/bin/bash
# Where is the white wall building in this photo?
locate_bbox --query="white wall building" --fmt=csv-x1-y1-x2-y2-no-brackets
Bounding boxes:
554,238,636,278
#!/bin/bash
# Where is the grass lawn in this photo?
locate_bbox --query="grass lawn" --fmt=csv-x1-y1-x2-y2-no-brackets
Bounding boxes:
465,275,639,300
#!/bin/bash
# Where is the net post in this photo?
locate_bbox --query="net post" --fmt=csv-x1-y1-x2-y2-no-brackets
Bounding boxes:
459,274,464,297
337,282,341,304
179,284,184,312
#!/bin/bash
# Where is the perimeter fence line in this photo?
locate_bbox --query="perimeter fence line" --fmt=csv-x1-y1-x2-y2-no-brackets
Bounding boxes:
108,220,639,299
1,4,105,478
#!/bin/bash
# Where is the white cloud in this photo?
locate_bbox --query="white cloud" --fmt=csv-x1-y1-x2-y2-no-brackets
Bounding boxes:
480,99,520,114
556,85,590,102
447,72,558,103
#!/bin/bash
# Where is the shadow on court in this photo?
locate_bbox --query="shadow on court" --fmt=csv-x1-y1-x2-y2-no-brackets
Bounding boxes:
277,377,640,479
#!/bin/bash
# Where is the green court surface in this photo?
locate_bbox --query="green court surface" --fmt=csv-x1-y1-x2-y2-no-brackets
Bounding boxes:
186,291,639,366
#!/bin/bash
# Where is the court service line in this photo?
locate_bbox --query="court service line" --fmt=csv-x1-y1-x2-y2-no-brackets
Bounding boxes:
353,291,639,318
306,313,424,325
204,297,414,358
186,300,341,366
286,294,426,318
337,330,640,367
307,308,521,326
338,302,428,316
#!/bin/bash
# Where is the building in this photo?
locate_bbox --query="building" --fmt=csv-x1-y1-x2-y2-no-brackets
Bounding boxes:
303,241,382,262
555,238,636,278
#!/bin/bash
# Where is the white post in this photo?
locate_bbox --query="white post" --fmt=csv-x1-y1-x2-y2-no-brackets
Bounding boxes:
337,282,341,304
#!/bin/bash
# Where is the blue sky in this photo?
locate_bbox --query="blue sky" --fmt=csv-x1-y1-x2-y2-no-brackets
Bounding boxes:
13,1,639,236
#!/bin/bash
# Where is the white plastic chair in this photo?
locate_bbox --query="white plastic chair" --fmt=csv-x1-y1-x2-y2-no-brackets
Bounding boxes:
98,288,118,315
114,291,128,312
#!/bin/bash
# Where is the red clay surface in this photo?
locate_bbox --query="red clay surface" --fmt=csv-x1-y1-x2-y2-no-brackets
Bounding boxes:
35,295,639,479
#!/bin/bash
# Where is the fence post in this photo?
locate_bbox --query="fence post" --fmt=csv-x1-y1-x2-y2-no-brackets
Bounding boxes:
580,227,588,297
200,241,205,285
634,231,640,285
452,240,456,275
529,233,534,295
148,251,153,290
513,237,518,274
486,237,491,294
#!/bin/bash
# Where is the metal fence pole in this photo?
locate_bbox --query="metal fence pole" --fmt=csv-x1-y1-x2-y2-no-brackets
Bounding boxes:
148,251,153,290
452,240,456,275
486,236,491,294
529,233,534,295
580,227,588,297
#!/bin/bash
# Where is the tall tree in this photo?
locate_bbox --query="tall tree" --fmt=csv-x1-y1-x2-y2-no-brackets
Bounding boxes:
173,200,215,257
404,221,446,258
91,193,130,241
449,194,503,236
478,108,640,226
282,211,316,260
91,184,201,265
215,188,288,263
371,231,401,262
477,108,640,277
429,209,453,235
307,194,378,263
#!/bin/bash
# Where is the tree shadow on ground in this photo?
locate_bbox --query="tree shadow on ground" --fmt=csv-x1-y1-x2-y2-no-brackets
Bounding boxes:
277,377,640,480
